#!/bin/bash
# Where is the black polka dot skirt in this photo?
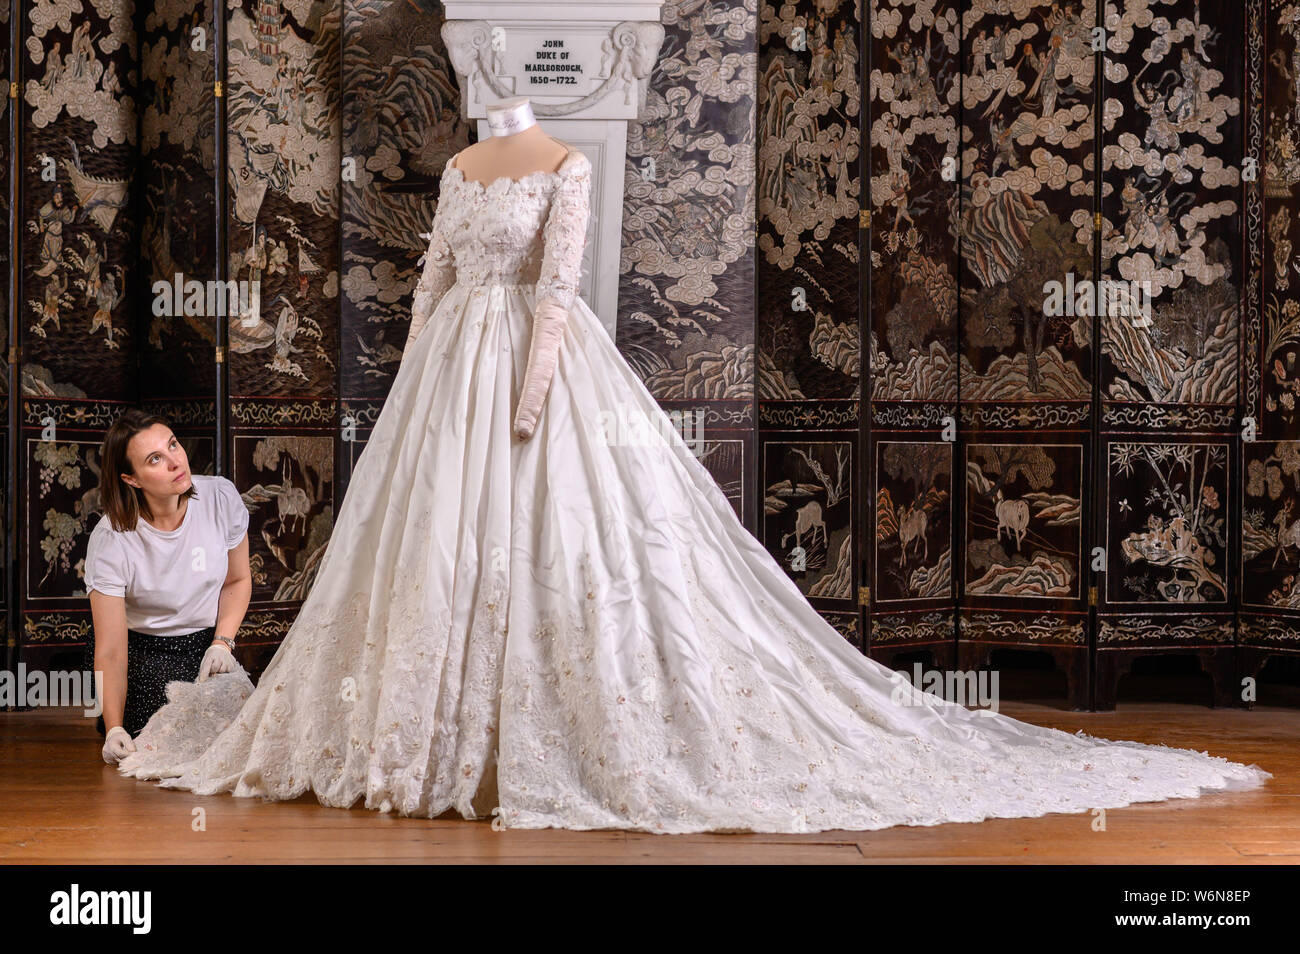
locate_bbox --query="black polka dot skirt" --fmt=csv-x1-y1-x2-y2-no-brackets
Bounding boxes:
87,626,216,737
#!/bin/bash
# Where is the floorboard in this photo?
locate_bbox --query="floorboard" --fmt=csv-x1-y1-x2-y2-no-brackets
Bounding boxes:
1,702,1293,864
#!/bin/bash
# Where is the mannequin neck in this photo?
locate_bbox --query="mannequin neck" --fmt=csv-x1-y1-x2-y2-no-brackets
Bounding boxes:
491,125,546,147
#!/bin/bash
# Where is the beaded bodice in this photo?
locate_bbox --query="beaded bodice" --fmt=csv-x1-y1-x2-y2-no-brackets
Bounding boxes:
408,147,593,336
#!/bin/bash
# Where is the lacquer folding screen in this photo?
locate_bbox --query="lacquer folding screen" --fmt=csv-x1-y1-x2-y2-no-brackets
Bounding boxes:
5,1,762,684
5,0,1298,714
1241,1,1300,694
863,0,1297,708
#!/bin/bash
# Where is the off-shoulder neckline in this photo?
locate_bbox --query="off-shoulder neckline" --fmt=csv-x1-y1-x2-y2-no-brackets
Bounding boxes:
446,147,587,193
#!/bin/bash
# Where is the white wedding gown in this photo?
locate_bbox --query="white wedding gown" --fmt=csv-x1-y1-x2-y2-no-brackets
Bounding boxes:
119,146,1270,834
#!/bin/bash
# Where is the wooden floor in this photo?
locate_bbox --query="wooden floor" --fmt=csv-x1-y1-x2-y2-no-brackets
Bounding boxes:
2,699,1296,864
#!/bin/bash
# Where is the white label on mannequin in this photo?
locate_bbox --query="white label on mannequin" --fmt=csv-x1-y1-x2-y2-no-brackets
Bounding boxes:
487,100,536,136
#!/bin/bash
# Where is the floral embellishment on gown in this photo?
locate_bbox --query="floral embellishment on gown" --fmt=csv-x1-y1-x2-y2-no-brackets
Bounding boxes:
117,142,1270,834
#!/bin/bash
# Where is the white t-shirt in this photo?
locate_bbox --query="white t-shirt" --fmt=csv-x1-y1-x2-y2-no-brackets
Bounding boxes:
82,474,251,636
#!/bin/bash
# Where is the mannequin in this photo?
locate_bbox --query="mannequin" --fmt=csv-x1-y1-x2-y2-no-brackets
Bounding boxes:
452,97,571,185
442,97,581,441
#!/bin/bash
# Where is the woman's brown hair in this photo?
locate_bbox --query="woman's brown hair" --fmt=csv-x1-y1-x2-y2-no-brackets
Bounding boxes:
98,409,197,532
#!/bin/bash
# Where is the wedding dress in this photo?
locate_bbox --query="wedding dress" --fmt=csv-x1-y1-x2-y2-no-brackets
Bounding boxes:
118,146,1270,834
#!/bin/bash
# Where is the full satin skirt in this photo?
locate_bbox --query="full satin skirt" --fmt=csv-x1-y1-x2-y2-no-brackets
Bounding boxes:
119,279,1271,833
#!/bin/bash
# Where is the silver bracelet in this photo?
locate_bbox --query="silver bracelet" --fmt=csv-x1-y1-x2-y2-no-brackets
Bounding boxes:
213,636,236,652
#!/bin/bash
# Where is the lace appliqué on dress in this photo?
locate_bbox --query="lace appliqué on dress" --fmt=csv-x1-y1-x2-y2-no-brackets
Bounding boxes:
405,149,592,351
118,140,1269,836
533,157,590,311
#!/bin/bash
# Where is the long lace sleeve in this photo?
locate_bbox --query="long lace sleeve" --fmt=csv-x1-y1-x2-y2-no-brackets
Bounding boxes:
534,150,591,309
514,150,592,440
405,174,456,351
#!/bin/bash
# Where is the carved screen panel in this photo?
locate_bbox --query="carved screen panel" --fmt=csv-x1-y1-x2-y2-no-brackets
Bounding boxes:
957,0,1095,655
223,0,342,673
0,3,9,663
1098,0,1241,648
19,0,142,672
758,0,862,647
1241,0,1300,653
866,0,960,652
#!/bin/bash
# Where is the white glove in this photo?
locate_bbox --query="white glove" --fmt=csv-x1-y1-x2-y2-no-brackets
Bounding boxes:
197,643,236,682
102,725,136,763
514,298,569,441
